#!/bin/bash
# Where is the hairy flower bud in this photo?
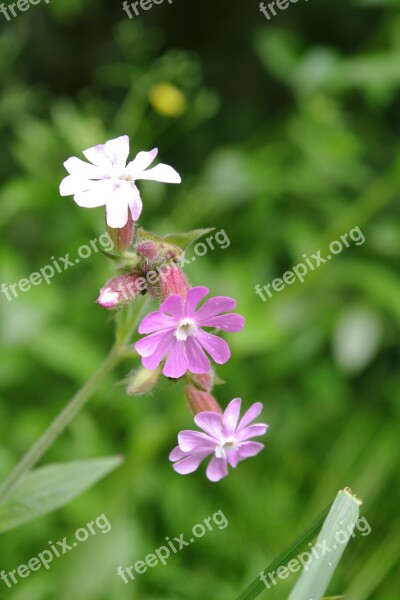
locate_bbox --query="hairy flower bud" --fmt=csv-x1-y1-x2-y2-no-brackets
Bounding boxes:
97,272,146,309
148,264,190,302
184,384,223,416
126,365,162,395
107,212,134,252
136,241,160,262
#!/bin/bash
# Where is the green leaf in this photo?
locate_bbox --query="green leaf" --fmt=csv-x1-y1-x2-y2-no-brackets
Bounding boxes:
163,228,215,251
0,456,123,533
287,488,361,600
235,488,362,600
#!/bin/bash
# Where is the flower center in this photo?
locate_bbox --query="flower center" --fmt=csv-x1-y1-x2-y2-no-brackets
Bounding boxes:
215,437,237,459
174,317,197,341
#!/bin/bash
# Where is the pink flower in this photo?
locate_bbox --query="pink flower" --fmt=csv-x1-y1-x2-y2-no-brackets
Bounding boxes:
135,286,244,378
60,135,181,229
169,398,268,482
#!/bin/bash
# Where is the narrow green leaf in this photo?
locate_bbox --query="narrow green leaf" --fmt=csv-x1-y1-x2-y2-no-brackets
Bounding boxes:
163,227,215,251
0,456,123,533
287,488,361,600
236,488,361,600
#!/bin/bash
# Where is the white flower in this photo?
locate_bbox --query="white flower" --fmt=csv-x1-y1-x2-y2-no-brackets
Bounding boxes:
59,135,181,228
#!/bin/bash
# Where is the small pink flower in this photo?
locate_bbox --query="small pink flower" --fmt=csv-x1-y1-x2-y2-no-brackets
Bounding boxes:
135,286,244,378
169,398,268,482
60,135,181,229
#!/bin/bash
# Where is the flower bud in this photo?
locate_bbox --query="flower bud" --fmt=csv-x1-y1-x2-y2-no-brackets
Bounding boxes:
106,212,134,252
97,272,146,309
126,365,162,395
184,384,223,416
149,264,190,302
137,241,159,262
187,371,214,392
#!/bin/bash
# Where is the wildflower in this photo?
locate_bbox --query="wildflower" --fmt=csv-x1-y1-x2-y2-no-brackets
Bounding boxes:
97,273,146,309
169,398,268,481
135,286,244,378
60,135,181,228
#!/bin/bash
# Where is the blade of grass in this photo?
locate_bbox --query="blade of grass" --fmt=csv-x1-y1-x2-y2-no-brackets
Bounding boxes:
287,488,361,600
235,488,361,600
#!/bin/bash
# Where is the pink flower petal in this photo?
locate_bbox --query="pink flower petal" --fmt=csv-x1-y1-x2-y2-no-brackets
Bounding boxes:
184,286,209,317
196,329,231,364
138,311,176,334
178,430,216,452
197,313,245,332
236,424,269,442
128,184,143,221
206,455,228,482
185,336,211,374
159,294,184,319
195,296,237,320
162,339,188,378
172,451,210,475
73,180,114,207
169,446,186,461
222,398,242,436
127,148,158,177
237,402,264,432
141,333,175,370
63,156,105,179
227,448,240,468
138,163,181,184
237,441,265,459
135,331,169,357
194,412,223,440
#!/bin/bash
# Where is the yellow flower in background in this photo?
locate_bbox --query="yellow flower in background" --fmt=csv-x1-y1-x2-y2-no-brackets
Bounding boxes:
149,83,187,117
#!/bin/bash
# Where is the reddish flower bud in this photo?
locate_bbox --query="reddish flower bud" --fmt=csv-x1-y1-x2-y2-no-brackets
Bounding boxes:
97,272,146,309
187,371,214,392
106,212,134,252
147,264,190,302
137,241,159,262
184,384,223,416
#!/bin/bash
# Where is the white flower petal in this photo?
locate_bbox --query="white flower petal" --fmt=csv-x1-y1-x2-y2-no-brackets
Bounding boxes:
138,163,181,184
128,184,143,221
127,148,158,177
73,180,114,208
63,157,105,179
105,183,131,228
104,135,130,168
60,175,92,196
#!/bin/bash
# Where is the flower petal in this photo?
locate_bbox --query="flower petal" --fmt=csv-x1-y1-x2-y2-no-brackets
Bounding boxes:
196,329,231,364
172,451,210,475
222,398,242,436
104,135,130,168
59,175,92,196
159,294,184,318
135,331,169,358
197,313,245,332
185,336,211,374
237,441,265,459
128,184,143,221
141,333,175,370
169,446,186,462
178,430,216,452
73,180,114,207
185,286,209,317
162,339,188,378
237,402,264,432
206,455,228,482
236,424,269,442
63,156,105,179
105,183,131,228
138,311,176,334
138,163,181,184
194,412,223,440
195,296,237,320
127,148,158,177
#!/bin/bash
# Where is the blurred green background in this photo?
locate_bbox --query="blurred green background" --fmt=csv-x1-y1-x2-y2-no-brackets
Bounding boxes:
1,0,400,598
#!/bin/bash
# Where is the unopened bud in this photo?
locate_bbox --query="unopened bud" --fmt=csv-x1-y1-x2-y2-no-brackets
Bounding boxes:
187,371,213,392
184,384,222,416
107,212,134,252
97,272,146,309
126,365,162,395
157,264,190,301
137,241,159,262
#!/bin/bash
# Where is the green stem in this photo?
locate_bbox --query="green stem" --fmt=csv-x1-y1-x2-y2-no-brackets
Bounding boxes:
0,295,149,504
